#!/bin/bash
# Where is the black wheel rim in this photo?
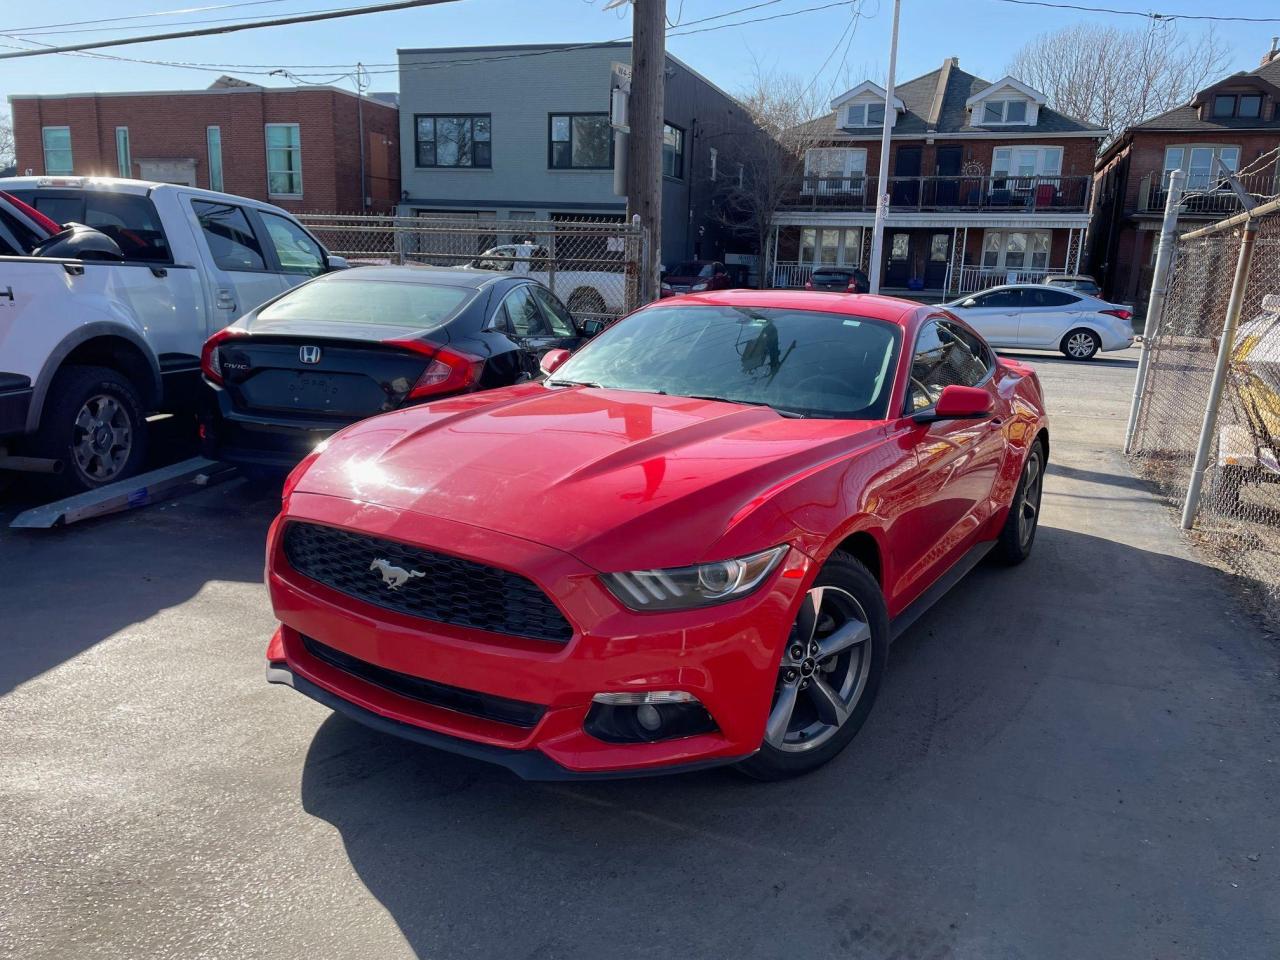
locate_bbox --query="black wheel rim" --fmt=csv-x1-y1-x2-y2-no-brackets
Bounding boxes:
1018,448,1043,548
766,585,872,753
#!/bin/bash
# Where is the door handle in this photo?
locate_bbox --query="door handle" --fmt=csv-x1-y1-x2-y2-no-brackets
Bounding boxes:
215,288,236,311
150,266,168,278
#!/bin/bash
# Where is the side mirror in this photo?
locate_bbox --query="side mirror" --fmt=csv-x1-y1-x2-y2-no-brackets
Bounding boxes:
539,348,572,377
578,318,607,338
914,385,993,424
326,254,350,271
959,298,976,308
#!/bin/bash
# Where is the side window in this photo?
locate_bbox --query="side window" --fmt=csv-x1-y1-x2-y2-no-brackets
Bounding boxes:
191,199,266,272
940,321,994,376
530,285,576,337
16,192,172,263
502,285,551,337
971,288,1023,309
1026,288,1081,308
260,212,325,276
908,320,989,412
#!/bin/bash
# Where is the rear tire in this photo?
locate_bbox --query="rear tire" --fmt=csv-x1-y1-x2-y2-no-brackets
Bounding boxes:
29,365,150,496
995,439,1046,565
1060,328,1100,360
737,552,889,781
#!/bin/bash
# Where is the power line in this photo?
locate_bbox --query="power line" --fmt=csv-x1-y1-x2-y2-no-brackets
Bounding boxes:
0,0,297,34
9,3,403,37
0,0,463,61
990,0,1280,24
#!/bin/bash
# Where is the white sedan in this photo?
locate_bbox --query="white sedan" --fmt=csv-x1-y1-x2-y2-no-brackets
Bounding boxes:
945,284,1135,360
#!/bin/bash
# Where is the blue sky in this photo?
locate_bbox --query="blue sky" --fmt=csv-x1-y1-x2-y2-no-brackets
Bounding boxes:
0,0,1274,107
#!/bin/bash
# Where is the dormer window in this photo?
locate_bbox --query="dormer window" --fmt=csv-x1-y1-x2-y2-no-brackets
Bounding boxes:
983,99,1028,124
1212,93,1263,119
846,103,885,127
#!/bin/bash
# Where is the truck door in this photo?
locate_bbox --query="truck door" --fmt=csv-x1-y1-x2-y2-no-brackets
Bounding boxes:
186,197,288,335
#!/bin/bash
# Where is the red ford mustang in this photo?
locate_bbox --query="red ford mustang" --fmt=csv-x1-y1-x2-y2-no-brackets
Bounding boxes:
264,290,1047,780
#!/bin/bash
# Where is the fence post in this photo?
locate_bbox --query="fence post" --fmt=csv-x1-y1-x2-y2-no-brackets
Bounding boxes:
1180,219,1259,529
1124,168,1185,454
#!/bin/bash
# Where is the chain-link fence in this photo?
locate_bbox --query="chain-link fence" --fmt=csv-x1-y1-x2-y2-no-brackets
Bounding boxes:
1129,200,1280,601
297,214,650,323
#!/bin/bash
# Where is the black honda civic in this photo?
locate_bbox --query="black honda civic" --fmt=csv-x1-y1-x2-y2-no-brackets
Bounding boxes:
199,265,599,473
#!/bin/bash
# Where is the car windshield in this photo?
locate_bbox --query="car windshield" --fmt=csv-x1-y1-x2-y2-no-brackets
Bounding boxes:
257,277,477,329
671,262,713,277
551,304,901,419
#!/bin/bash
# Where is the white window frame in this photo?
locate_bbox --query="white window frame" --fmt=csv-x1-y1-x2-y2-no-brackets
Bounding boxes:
979,229,1052,271
803,147,868,194
115,127,131,178
709,146,718,181
844,102,886,128
1163,143,1240,190
264,122,303,197
800,226,863,267
981,99,1030,125
992,145,1063,179
206,126,224,193
41,126,72,175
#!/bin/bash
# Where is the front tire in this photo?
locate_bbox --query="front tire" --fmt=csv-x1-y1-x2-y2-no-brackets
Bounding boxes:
737,552,889,781
30,365,149,496
1061,328,1100,360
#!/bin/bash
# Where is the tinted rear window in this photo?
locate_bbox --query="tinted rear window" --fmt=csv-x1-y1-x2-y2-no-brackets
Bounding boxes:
258,277,478,330
8,190,171,263
671,262,714,277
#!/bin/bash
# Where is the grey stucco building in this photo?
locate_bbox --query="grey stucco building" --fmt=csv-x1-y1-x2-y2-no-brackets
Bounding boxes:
396,41,765,267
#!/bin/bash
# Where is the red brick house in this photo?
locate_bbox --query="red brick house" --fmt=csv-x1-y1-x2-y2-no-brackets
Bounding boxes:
8,76,400,213
771,58,1106,297
1091,46,1280,309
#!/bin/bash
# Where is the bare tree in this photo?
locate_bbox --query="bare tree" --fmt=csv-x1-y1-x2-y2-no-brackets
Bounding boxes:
0,112,14,170
706,65,830,282
1008,22,1231,140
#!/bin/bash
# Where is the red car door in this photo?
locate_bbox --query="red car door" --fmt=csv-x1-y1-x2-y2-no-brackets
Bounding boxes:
889,319,1008,611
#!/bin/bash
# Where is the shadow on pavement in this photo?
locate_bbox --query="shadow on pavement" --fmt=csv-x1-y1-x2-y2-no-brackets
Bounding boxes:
1001,350,1139,369
0,477,280,695
298,526,1280,960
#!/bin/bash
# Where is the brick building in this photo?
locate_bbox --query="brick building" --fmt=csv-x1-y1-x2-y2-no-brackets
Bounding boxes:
771,58,1106,297
8,76,400,213
1091,46,1280,309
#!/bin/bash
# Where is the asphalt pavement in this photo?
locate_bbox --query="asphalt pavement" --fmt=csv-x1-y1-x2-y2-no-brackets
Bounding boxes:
2,346,1277,960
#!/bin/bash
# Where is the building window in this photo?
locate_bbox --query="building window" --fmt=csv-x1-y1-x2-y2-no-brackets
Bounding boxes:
1213,95,1236,118
265,123,302,196
1211,93,1263,119
980,230,1051,271
114,127,131,178
1164,144,1240,189
737,163,745,188
662,122,684,179
982,99,1029,124
844,103,885,127
800,226,863,266
803,147,868,193
207,126,224,192
41,127,72,175
992,146,1062,179
709,147,718,181
548,113,611,169
1239,94,1263,119
415,114,491,168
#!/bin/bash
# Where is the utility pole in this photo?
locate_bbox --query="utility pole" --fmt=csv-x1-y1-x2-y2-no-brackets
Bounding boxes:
355,62,369,212
623,0,665,299
867,0,901,295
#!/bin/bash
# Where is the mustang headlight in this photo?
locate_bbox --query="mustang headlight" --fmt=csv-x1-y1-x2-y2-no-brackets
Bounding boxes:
601,546,788,611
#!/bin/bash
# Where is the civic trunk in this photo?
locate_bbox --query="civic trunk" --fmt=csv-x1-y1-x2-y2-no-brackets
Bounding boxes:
218,338,430,420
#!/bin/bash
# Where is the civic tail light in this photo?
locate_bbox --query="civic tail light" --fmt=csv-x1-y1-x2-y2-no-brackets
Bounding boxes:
1100,308,1132,321
385,339,484,399
200,326,247,385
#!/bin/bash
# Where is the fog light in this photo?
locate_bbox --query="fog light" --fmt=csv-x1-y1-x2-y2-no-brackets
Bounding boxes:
585,691,717,744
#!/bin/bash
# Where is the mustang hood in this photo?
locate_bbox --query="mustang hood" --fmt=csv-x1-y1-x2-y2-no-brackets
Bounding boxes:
294,383,886,570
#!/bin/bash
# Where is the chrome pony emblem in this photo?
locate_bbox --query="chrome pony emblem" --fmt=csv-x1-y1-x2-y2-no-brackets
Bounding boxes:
369,558,425,590
299,345,322,364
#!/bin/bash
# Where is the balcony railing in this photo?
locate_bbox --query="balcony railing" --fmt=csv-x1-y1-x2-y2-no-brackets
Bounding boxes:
781,174,1092,212
1138,169,1280,215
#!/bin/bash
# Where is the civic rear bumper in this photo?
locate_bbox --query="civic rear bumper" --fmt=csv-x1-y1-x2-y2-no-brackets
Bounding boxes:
266,493,812,776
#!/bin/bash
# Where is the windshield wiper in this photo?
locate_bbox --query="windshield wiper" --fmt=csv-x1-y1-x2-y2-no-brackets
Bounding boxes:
685,394,807,418
546,378,602,388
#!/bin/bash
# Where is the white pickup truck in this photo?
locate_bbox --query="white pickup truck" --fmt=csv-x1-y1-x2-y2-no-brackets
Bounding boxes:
0,177,346,493
467,243,627,321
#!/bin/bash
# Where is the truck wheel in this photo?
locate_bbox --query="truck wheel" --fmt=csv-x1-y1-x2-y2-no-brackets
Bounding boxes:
31,365,149,496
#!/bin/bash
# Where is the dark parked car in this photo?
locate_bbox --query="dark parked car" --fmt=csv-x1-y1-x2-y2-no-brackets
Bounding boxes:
805,266,870,293
1043,274,1101,295
660,260,737,297
199,266,596,473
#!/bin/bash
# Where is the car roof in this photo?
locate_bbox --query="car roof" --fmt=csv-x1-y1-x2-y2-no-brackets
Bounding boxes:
317,264,510,288
1045,274,1096,281
654,288,921,325
0,175,298,215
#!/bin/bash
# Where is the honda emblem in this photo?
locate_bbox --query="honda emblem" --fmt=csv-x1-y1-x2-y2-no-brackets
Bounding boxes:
299,345,322,364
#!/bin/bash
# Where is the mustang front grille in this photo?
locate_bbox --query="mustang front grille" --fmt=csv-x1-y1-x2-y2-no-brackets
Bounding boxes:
282,522,573,643
302,636,546,728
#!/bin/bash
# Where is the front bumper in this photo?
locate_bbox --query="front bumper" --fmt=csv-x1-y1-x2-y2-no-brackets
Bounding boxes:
266,492,812,777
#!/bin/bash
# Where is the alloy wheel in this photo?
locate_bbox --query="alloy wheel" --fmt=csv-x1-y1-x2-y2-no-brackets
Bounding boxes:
1018,447,1044,548
1066,332,1096,358
71,393,134,482
765,585,873,753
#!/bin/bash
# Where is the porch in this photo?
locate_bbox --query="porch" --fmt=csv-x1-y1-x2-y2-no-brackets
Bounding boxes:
768,219,1088,297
